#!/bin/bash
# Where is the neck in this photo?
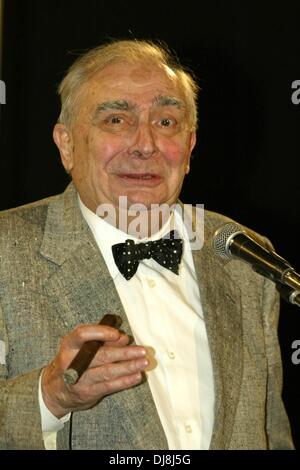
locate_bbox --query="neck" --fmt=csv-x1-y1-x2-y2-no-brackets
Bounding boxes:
98,205,175,239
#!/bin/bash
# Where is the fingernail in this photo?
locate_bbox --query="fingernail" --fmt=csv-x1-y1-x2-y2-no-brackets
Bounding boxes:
140,358,149,368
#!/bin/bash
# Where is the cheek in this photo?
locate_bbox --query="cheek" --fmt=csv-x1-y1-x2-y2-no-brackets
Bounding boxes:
90,134,128,168
160,139,190,169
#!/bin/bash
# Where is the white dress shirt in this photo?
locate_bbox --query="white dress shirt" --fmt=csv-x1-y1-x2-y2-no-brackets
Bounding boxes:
40,197,215,450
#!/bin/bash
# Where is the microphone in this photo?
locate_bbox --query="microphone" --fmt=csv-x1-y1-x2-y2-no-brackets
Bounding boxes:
212,223,300,294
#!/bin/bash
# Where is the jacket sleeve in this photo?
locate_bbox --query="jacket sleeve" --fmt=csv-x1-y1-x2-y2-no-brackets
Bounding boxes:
0,302,45,449
262,277,294,449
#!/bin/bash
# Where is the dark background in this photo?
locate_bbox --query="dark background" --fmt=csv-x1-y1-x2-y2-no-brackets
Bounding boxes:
0,0,299,448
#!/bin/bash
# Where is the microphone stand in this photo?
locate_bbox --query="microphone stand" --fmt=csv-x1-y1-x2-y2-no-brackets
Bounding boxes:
276,283,300,308
250,259,300,308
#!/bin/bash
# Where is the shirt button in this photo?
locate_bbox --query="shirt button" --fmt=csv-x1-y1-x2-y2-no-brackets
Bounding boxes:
168,351,175,359
147,279,156,288
185,424,193,434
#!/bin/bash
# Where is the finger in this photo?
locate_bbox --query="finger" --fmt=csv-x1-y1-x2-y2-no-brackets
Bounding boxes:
103,332,131,348
65,372,144,409
84,356,149,386
62,324,122,350
97,372,143,397
89,344,147,367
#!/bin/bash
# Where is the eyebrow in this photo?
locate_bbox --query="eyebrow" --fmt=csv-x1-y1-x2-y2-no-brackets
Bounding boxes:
92,95,184,122
92,100,136,121
153,95,184,108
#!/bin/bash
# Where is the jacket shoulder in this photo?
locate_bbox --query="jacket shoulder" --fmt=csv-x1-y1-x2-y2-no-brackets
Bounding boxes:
204,208,237,229
0,194,59,243
203,208,273,250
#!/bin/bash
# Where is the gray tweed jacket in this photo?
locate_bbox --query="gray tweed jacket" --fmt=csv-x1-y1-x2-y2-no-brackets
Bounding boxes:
0,183,294,449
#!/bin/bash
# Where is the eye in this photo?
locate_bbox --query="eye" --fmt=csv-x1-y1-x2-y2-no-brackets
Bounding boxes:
100,114,134,132
159,118,174,127
106,115,123,125
96,110,136,133
154,116,181,135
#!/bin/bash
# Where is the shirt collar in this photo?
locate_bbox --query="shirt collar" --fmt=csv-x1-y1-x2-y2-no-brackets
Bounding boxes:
78,195,187,280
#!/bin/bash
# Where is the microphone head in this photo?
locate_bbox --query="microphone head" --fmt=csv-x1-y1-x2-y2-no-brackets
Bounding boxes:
212,222,245,260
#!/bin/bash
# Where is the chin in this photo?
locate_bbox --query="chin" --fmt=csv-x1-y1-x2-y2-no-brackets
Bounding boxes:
128,197,167,210
116,191,164,210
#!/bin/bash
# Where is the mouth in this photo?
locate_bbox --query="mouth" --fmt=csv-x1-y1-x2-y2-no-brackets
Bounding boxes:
117,173,162,186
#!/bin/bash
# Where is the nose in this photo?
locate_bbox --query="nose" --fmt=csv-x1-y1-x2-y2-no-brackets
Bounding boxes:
128,122,158,159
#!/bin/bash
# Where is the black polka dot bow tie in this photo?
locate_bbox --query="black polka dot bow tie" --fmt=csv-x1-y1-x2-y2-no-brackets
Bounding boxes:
111,230,183,280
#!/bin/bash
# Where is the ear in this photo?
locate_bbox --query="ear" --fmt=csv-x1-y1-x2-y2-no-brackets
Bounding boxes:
189,131,196,153
53,124,74,173
185,131,197,174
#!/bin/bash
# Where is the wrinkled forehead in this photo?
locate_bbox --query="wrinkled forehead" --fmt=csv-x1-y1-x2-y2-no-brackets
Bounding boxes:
94,59,177,83
71,60,190,127
80,61,184,104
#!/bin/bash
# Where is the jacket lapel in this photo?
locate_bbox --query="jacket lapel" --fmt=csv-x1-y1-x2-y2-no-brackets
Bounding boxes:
191,208,243,449
38,183,167,449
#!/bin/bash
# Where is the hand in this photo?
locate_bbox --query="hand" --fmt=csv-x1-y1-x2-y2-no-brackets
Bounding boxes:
41,323,148,418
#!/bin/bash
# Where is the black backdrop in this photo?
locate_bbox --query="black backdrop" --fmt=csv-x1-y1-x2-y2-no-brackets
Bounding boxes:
0,0,299,448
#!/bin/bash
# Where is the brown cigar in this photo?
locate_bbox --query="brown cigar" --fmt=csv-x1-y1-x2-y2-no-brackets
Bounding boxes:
63,314,122,386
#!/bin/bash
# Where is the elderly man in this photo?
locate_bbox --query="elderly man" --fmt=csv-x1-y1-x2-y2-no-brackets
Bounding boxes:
0,39,294,450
